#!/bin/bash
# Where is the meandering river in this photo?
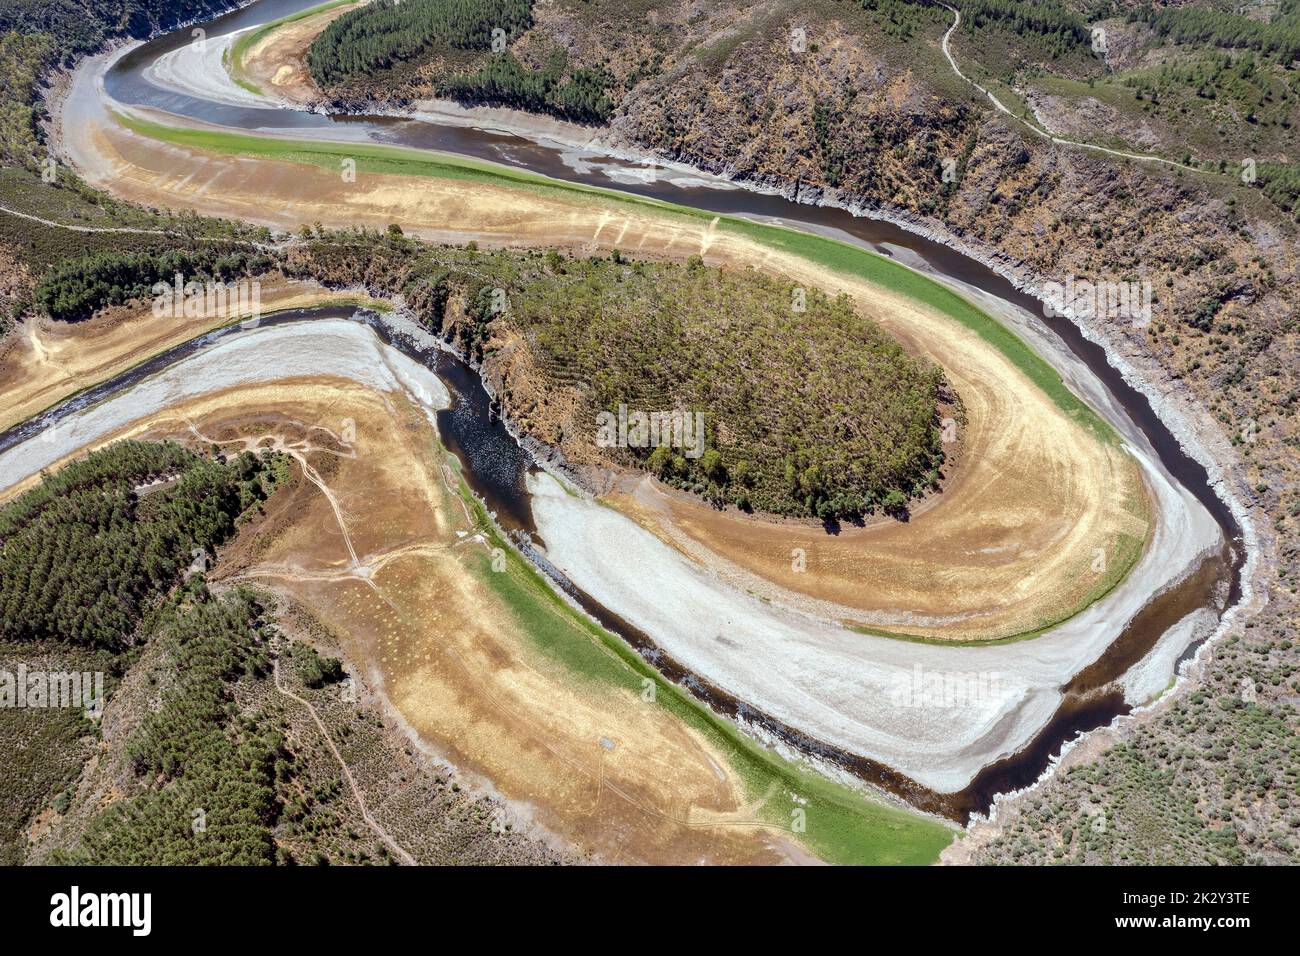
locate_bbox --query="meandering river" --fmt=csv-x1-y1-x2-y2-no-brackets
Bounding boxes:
9,0,1251,820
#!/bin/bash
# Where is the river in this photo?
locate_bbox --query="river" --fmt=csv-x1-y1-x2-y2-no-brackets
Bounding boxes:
15,0,1251,820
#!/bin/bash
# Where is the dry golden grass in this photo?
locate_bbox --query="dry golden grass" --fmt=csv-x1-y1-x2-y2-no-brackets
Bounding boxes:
18,376,810,862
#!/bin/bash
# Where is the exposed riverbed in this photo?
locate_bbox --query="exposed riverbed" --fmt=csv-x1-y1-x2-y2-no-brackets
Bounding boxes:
0,301,1229,814
18,0,1259,821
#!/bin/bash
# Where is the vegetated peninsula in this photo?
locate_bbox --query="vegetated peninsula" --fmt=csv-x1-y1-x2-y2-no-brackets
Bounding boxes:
288,233,953,521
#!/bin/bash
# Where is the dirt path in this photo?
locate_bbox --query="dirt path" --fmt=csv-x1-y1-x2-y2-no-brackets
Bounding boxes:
0,201,270,243
185,420,413,615
161,415,423,867
271,656,417,864
199,419,797,846
939,6,1193,172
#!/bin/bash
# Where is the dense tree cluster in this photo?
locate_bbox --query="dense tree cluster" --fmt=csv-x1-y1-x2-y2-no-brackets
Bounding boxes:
1131,1,1300,65
0,441,278,648
283,230,949,521
33,247,272,322
306,0,612,123
505,256,948,521
439,53,611,123
308,0,533,86
958,0,1089,55
292,643,346,689
853,0,943,42
55,587,284,865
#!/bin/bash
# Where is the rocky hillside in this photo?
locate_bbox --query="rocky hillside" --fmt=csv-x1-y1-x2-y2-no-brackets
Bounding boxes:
311,0,1300,862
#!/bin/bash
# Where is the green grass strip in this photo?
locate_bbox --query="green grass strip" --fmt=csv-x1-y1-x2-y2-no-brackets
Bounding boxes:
451,471,955,865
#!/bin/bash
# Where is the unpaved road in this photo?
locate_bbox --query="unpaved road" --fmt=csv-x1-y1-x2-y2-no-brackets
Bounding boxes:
271,656,416,864
939,5,1193,171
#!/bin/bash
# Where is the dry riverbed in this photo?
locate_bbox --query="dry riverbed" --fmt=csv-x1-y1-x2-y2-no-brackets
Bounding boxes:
11,36,1238,832
0,277,358,432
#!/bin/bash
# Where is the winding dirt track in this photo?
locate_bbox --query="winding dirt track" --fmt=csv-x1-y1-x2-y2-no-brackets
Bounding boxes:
271,656,417,865
939,5,1193,171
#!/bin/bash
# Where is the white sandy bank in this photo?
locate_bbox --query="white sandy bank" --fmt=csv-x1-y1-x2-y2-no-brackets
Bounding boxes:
529,461,1220,793
143,26,274,111
0,319,448,494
